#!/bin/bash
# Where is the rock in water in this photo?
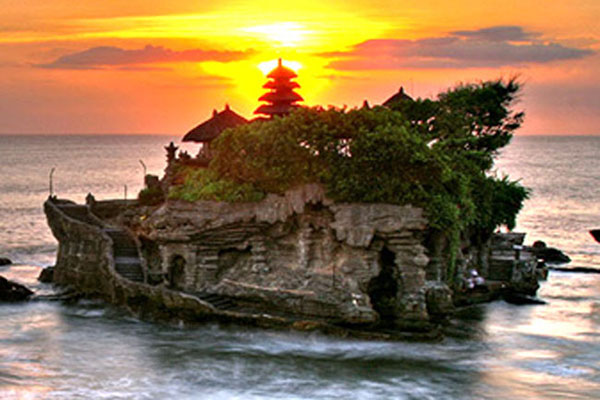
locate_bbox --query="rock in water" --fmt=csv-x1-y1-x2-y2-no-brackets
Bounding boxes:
0,258,12,266
532,240,571,264
38,266,55,283
0,275,33,301
502,291,547,305
590,229,600,243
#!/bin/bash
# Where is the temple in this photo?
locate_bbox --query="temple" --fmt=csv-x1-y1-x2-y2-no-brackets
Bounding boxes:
41,68,546,340
383,87,413,108
254,58,303,117
182,104,248,161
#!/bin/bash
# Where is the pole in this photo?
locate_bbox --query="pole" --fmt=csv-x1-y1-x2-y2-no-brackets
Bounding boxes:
49,167,56,197
124,184,128,200
139,160,147,176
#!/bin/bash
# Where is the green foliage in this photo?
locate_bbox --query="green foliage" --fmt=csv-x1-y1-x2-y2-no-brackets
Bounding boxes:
169,79,528,282
391,78,523,171
471,175,530,235
167,167,265,203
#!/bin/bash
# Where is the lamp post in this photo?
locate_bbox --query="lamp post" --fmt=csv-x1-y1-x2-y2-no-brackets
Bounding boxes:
49,167,56,197
139,160,147,177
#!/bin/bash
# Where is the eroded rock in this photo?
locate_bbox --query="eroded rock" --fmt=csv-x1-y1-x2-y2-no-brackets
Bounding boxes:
532,240,571,264
0,275,33,301
38,266,55,283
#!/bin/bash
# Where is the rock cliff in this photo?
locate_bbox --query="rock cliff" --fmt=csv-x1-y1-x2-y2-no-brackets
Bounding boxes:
44,184,544,338
138,184,431,327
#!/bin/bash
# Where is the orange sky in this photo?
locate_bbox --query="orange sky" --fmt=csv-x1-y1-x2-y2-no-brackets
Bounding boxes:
0,0,598,135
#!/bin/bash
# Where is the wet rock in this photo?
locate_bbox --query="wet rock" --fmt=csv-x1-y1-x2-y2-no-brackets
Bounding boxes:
425,282,454,317
549,266,600,274
0,275,33,301
502,291,546,305
38,266,55,283
34,289,80,303
531,241,571,264
0,258,12,266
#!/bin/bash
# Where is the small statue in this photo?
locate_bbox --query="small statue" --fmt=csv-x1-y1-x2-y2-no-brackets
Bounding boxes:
165,142,179,164
85,192,96,206
179,151,191,162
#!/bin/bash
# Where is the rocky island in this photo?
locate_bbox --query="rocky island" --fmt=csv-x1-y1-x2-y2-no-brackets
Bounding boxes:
43,67,546,339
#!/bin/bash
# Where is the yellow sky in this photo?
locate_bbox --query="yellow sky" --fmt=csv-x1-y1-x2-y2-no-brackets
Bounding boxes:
0,0,598,134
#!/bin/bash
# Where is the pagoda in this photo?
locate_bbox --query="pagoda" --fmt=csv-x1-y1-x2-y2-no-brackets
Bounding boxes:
254,58,303,117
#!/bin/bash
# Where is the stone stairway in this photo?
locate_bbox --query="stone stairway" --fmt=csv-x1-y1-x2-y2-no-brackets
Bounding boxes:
57,204,102,227
193,292,236,310
104,228,144,283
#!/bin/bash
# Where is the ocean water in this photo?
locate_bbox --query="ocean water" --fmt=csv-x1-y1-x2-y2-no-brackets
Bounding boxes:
0,134,599,399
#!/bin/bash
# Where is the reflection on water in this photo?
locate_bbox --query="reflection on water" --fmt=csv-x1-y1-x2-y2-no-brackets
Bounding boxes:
1,266,599,399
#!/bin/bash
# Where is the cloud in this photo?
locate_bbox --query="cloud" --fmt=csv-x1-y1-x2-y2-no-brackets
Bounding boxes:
451,26,539,42
37,45,254,69
322,26,594,70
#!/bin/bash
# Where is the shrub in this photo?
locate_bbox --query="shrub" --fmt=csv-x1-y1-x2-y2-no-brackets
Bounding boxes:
168,80,528,283
138,186,165,206
167,167,265,203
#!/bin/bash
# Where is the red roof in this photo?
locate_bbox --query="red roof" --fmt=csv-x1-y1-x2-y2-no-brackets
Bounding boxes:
258,90,304,103
263,80,300,90
255,58,303,117
266,58,298,79
254,103,301,115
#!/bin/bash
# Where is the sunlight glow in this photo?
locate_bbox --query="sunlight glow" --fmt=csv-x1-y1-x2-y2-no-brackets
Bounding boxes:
258,59,302,76
242,22,310,47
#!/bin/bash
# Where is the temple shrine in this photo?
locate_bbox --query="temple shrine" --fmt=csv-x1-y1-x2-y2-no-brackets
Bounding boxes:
181,60,413,161
254,58,303,117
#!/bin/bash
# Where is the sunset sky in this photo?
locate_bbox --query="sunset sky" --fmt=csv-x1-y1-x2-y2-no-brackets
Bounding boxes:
1,0,598,135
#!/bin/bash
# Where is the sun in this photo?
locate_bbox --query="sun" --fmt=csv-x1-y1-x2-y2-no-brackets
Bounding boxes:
242,22,311,47
257,59,302,76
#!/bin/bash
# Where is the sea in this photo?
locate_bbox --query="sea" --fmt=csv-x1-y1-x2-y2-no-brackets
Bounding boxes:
0,134,599,399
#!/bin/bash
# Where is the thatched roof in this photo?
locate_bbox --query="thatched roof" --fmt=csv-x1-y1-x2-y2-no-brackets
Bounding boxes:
183,105,248,143
383,87,413,107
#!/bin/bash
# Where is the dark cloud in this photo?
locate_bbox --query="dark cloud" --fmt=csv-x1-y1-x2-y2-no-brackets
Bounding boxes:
37,45,254,69
322,26,593,71
451,26,539,42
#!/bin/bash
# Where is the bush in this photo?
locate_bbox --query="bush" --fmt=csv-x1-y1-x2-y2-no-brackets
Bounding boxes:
167,167,265,203
138,186,165,206
168,80,529,283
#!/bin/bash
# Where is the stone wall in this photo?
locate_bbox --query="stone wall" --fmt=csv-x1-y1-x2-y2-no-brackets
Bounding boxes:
139,184,431,326
44,199,115,296
44,198,215,321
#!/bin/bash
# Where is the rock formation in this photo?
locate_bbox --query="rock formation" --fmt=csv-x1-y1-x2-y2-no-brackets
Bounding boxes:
0,275,33,301
137,184,430,327
532,240,571,264
38,266,55,283
0,257,12,266
44,184,545,337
